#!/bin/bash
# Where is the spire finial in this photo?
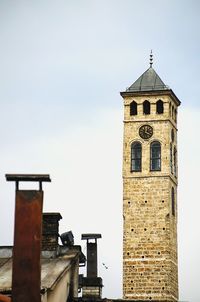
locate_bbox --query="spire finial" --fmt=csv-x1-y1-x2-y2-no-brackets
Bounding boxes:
150,50,153,67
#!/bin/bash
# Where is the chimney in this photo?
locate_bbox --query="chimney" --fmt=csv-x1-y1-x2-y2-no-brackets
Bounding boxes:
0,294,11,302
81,234,103,299
42,212,62,252
6,174,51,302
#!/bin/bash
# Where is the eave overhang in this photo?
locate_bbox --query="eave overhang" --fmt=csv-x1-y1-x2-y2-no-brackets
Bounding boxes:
120,89,181,106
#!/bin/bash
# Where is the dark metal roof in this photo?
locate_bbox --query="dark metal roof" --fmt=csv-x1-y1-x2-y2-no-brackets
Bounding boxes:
43,212,62,220
81,234,102,240
126,67,169,92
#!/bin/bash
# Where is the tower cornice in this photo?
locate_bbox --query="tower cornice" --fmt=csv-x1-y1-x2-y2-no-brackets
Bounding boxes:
123,118,178,130
120,89,181,106
122,174,178,186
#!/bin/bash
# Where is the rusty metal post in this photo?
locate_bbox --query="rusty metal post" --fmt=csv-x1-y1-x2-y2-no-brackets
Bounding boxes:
12,190,43,302
0,294,11,302
6,174,51,302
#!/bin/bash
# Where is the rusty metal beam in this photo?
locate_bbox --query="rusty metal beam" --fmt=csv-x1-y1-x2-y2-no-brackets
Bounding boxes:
0,294,11,302
12,190,43,302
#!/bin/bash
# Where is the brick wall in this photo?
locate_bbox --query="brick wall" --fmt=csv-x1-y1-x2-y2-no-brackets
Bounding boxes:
42,213,62,251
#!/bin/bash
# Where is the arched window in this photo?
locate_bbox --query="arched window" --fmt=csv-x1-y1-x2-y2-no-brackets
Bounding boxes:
174,109,177,123
150,141,161,171
169,103,171,117
156,100,164,114
170,143,173,174
174,147,177,177
172,187,175,216
172,106,174,119
130,101,137,116
143,100,150,115
131,142,142,172
171,129,174,142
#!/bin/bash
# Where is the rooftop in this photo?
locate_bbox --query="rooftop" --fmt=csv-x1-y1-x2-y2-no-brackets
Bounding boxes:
126,66,169,92
0,246,80,294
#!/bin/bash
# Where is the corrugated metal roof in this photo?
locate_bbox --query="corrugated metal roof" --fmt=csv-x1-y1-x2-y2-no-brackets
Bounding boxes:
0,252,78,293
41,255,76,290
0,259,9,267
0,259,12,292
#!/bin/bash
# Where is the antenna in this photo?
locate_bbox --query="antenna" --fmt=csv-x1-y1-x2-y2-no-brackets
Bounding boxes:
150,50,153,67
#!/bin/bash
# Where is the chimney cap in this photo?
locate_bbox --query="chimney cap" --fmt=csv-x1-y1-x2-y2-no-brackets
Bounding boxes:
43,212,62,220
81,234,102,240
5,174,51,190
5,174,51,182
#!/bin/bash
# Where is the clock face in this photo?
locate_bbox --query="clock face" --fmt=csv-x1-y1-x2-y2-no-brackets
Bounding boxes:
139,125,153,139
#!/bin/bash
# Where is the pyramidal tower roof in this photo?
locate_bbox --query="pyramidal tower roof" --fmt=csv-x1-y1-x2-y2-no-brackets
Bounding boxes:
126,66,169,92
126,51,169,92
121,52,181,105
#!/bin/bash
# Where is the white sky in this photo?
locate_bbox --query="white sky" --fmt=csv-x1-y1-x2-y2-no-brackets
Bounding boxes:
0,1,199,301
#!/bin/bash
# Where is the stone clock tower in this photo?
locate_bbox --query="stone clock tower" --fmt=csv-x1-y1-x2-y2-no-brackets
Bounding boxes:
120,55,180,301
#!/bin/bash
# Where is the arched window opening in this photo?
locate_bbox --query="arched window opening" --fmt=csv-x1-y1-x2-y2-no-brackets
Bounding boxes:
130,101,137,116
171,129,174,142
174,147,177,177
174,109,177,123
172,106,174,120
156,100,164,114
131,142,142,172
169,103,171,117
143,100,150,115
170,143,173,174
172,187,175,216
150,141,161,171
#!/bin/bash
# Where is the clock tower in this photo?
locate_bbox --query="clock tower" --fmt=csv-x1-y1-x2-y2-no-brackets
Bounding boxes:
121,55,180,301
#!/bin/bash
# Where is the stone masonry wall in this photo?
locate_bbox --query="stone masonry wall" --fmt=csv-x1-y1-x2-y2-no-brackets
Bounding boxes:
122,93,178,301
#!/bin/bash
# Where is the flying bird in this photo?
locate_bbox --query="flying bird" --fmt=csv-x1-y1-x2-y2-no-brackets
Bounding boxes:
102,262,108,269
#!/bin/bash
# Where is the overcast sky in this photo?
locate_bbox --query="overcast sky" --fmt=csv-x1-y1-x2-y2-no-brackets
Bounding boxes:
0,1,199,301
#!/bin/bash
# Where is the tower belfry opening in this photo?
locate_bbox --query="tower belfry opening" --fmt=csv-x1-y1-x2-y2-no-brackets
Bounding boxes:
120,57,180,301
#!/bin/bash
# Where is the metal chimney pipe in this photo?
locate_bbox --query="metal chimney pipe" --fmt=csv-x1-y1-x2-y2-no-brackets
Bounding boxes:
81,234,101,277
6,174,51,302
81,234,103,299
